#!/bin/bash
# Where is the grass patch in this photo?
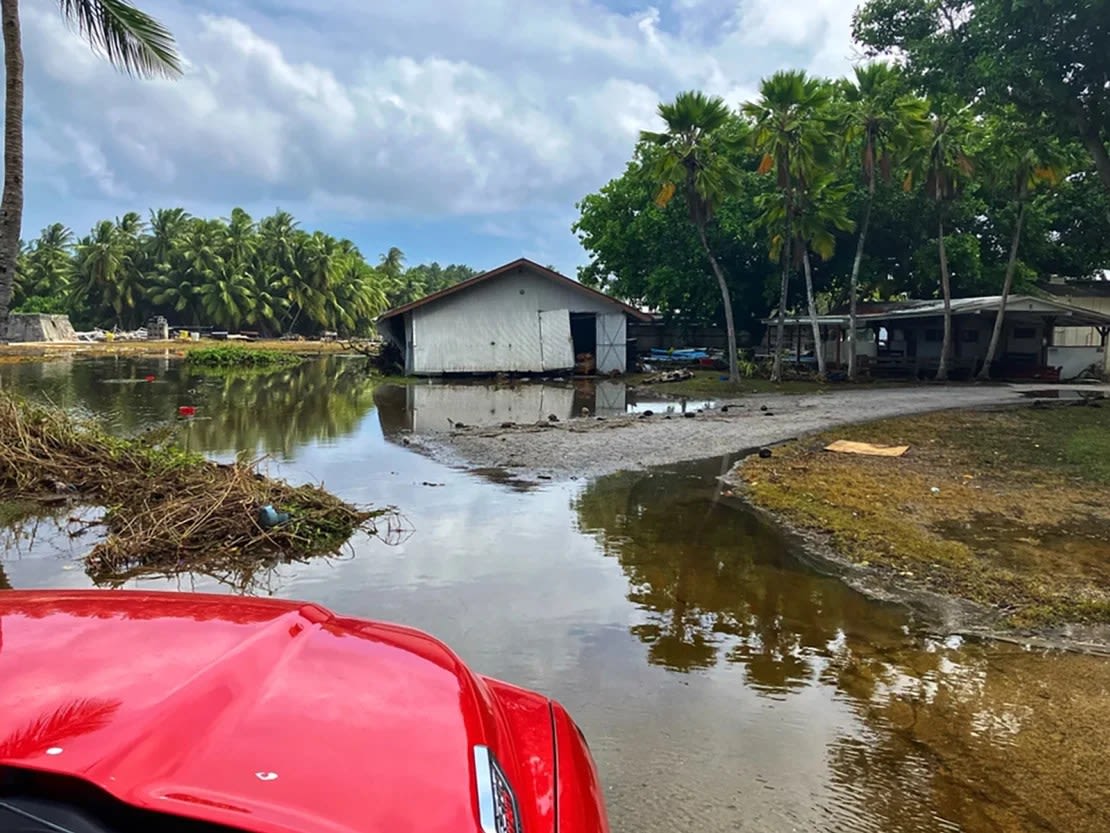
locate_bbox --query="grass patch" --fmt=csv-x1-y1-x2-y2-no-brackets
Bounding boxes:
186,345,305,369
738,402,1110,629
625,369,905,397
0,393,395,587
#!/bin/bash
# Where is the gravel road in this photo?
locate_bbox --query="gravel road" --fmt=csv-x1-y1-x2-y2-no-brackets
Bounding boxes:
414,384,1103,479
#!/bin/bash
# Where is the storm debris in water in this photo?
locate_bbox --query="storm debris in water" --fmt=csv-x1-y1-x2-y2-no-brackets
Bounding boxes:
0,393,396,583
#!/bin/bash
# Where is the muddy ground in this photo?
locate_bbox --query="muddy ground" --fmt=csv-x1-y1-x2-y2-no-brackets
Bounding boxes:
418,383,1109,479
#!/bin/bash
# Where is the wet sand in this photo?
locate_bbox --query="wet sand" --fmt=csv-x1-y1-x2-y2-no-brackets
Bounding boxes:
420,384,1106,479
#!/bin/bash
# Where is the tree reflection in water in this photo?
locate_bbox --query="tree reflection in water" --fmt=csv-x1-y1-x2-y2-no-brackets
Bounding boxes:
575,459,1110,833
573,457,905,686
0,355,380,458
0,356,391,595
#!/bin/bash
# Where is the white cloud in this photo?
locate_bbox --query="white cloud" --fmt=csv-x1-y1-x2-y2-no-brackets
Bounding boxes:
19,0,860,266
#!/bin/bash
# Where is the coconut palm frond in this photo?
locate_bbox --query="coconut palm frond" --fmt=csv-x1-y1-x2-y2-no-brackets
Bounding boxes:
57,0,182,78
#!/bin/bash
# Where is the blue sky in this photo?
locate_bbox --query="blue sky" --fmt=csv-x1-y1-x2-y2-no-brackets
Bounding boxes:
20,0,862,276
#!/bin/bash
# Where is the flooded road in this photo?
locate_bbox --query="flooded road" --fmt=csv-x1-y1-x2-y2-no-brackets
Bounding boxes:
2,356,1107,832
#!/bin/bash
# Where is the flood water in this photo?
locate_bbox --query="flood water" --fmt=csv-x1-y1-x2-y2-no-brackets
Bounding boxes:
2,355,1107,833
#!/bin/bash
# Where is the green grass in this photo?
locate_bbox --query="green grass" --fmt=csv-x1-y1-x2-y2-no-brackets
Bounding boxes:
626,369,907,397
740,403,1110,629
185,345,304,369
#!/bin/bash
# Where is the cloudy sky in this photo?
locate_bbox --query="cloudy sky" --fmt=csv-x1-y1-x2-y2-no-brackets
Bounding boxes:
22,0,863,275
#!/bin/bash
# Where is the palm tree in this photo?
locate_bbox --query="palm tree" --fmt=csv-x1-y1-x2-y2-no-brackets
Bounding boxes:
795,178,855,378
841,64,928,379
977,123,1067,380
756,176,854,378
0,0,181,338
642,90,742,383
73,220,126,325
744,71,833,382
904,103,975,381
23,223,74,298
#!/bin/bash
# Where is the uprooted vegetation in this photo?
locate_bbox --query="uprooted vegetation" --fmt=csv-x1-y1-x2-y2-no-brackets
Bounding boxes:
0,394,394,585
737,400,1110,631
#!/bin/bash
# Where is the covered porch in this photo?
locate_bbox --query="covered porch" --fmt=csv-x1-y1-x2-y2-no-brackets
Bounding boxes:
762,296,1110,381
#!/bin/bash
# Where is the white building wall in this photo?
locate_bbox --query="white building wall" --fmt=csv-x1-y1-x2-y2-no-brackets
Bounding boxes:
409,267,627,374
1051,296,1110,347
595,313,627,374
1047,346,1106,379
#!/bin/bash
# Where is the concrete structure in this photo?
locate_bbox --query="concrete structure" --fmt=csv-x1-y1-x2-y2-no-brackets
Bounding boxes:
4,313,77,343
764,295,1110,380
1041,279,1110,372
377,259,651,376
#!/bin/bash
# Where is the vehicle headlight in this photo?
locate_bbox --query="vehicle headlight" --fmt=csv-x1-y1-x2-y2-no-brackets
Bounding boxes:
473,745,523,833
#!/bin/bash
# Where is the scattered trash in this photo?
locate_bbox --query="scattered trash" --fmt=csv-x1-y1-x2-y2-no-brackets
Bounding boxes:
683,412,696,419
177,405,197,418
930,486,941,495
537,474,552,480
641,410,654,417
580,407,591,417
825,440,910,458
421,482,445,488
257,504,291,528
758,448,773,459
548,414,560,423
720,405,730,413
144,374,156,383
447,418,467,429
644,369,694,385
500,421,515,429
760,405,768,412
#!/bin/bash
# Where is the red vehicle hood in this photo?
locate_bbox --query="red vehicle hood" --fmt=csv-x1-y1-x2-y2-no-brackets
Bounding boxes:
0,590,506,833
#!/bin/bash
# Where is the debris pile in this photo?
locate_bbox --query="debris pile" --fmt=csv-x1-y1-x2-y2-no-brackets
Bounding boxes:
0,394,393,583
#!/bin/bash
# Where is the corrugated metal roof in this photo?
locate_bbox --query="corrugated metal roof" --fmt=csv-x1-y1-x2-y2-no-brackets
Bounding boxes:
765,295,1110,327
1040,281,1110,299
377,258,652,322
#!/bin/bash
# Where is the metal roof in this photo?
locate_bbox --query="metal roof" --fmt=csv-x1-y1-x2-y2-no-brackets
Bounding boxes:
764,295,1110,327
377,258,652,322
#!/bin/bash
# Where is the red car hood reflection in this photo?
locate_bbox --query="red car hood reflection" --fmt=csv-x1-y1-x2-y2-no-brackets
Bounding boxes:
0,590,497,833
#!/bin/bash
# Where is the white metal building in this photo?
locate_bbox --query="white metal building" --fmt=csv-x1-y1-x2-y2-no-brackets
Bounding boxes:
763,295,1110,380
377,259,650,376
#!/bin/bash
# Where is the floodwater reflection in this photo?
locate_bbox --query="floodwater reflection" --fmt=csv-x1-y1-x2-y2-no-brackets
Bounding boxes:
0,357,1108,833
373,379,709,434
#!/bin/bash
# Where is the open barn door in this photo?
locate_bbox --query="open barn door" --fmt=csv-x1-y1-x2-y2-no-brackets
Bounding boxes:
595,313,626,374
539,309,574,371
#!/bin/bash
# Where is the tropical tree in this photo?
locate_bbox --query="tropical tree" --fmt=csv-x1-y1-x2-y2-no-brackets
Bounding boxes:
744,71,834,382
977,120,1068,380
756,175,854,378
642,90,742,383
854,0,1110,191
73,220,128,326
0,0,181,338
19,223,74,303
793,177,855,377
904,103,975,381
841,63,928,379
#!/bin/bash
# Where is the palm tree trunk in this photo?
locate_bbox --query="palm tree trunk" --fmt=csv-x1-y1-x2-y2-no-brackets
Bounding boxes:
978,200,1027,381
802,248,826,378
936,213,952,382
0,0,24,341
696,224,739,384
771,197,792,383
847,172,875,381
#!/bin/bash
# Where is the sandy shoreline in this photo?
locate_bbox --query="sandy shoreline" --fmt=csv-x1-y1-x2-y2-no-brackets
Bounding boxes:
415,383,1094,479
